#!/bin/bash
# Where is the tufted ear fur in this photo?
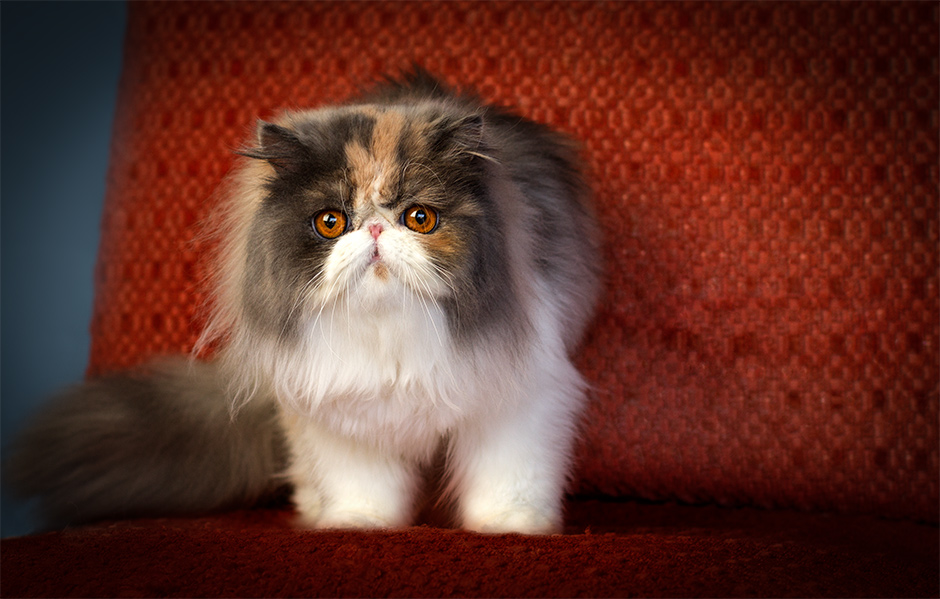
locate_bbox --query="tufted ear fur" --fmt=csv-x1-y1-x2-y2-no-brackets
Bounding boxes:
240,122,311,175
428,113,485,157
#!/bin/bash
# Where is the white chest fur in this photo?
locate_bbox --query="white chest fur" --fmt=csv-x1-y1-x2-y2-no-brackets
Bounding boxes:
272,296,481,458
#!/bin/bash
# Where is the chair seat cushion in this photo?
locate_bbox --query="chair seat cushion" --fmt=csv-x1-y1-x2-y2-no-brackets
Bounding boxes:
2,500,936,597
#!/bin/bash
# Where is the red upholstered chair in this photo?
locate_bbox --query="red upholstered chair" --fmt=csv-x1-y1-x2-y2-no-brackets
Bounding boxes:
3,2,937,596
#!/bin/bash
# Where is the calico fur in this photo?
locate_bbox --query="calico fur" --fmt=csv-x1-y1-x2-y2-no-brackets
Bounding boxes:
6,70,601,534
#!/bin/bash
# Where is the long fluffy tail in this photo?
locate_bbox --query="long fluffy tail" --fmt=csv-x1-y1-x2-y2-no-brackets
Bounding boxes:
4,359,287,529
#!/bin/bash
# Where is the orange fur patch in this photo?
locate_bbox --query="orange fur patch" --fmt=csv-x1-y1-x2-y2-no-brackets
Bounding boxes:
345,110,408,212
371,262,389,280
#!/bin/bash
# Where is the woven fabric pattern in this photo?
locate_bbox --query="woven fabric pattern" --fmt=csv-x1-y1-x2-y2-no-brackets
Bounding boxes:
89,1,938,521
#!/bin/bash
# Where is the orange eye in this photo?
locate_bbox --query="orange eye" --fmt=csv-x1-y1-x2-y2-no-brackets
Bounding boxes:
312,209,347,239
401,205,439,234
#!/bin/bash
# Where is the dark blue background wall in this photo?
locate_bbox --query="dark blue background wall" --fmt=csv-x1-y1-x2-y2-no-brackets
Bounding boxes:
1,1,127,538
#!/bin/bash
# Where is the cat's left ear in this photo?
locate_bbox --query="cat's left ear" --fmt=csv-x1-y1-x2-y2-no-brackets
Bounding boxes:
429,113,485,155
240,121,310,175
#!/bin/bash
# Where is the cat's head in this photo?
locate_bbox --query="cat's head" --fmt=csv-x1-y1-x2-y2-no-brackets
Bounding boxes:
219,102,524,349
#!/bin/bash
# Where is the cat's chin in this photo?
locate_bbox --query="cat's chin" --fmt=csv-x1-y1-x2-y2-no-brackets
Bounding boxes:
351,261,437,313
351,263,402,308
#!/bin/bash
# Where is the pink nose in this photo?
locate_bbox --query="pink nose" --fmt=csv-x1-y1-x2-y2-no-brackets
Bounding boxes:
369,223,383,240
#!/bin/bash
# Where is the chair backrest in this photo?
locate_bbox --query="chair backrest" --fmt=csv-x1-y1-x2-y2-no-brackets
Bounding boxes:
89,1,938,522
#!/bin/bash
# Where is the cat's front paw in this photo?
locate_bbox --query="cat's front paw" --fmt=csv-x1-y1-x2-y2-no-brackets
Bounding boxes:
314,509,398,530
462,506,561,535
294,502,403,530
292,487,405,530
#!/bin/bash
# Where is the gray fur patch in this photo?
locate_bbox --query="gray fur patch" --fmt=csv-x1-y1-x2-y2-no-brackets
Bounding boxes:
5,359,287,528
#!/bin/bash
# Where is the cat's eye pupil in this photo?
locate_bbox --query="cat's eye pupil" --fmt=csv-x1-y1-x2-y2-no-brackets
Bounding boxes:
313,210,347,239
401,204,438,234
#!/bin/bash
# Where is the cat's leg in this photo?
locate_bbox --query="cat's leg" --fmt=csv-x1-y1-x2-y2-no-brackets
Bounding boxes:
282,412,421,529
449,357,585,535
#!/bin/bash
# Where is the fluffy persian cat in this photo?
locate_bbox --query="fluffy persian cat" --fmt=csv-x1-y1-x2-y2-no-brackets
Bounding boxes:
7,70,601,535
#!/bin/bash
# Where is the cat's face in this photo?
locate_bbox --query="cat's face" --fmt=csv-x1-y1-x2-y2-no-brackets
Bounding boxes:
239,105,514,344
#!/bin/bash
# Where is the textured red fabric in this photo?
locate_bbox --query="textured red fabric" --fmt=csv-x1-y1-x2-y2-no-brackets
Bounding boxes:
2,502,937,598
87,2,938,521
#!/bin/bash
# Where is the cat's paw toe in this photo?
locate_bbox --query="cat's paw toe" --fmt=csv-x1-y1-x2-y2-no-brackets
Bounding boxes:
464,507,561,535
314,509,397,530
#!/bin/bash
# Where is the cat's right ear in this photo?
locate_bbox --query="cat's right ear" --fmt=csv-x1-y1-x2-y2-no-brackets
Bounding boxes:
239,122,309,175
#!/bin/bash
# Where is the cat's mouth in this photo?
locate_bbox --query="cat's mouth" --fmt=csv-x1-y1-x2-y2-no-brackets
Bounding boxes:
369,246,390,280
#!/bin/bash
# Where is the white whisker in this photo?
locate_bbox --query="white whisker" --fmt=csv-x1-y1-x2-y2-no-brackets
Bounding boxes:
311,273,346,363
463,150,499,164
279,270,324,342
405,161,447,193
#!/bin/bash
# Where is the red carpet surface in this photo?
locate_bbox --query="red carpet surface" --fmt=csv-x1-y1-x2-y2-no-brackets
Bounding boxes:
2,501,937,598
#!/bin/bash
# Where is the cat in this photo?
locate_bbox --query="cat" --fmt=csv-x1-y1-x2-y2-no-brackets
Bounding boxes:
6,69,602,535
